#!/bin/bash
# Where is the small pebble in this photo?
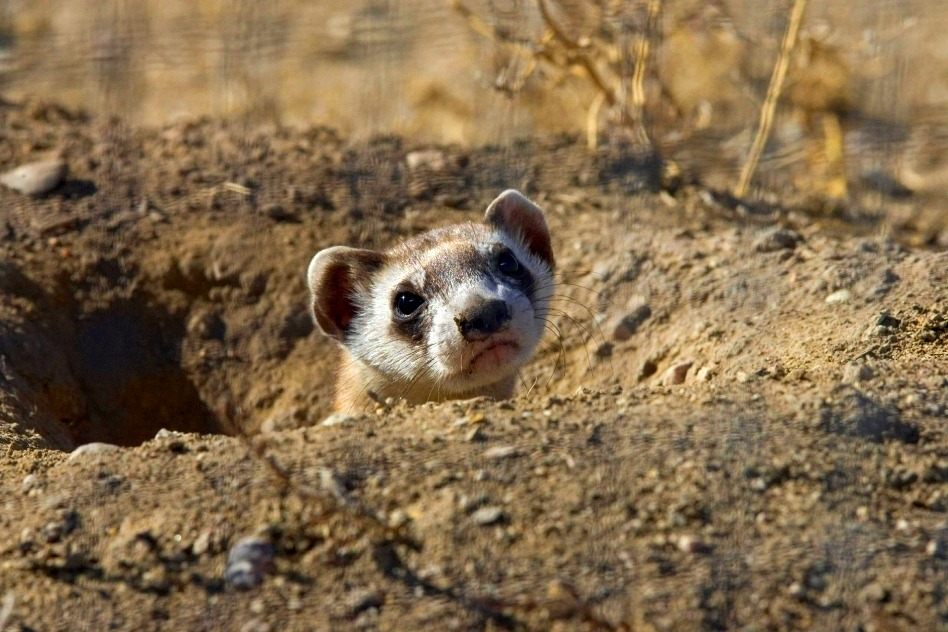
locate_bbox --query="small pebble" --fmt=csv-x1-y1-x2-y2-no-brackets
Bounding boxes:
321,412,356,427
696,366,713,382
345,588,384,616
661,361,693,386
68,442,120,461
225,536,275,590
0,158,67,196
754,227,801,252
43,521,64,543
611,302,652,341
676,534,709,554
21,474,39,493
239,619,271,632
860,582,889,603
465,427,486,442
471,506,506,526
825,289,852,304
192,530,212,556
926,538,947,559
876,312,901,329
484,445,519,460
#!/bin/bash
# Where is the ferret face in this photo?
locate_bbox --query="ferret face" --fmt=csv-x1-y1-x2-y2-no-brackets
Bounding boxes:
308,190,555,404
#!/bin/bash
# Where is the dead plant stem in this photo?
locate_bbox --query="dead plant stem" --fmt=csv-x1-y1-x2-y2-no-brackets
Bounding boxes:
734,0,808,198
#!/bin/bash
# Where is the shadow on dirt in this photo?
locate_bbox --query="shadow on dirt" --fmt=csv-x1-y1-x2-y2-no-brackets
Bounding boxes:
0,260,225,447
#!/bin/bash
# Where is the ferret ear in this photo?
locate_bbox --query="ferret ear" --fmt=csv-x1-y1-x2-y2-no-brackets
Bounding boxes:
484,189,555,269
307,246,385,341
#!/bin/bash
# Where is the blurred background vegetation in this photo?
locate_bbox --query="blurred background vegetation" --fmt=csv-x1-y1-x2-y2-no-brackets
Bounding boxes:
0,0,946,230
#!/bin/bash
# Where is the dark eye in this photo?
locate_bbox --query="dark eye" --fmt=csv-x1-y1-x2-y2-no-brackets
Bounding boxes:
394,292,425,317
497,250,525,278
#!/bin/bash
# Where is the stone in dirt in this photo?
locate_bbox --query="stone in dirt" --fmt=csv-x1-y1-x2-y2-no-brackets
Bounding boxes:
471,506,506,526
754,227,801,252
662,361,693,386
611,302,652,341
0,159,67,196
224,537,276,590
484,445,520,460
68,443,120,461
321,412,357,427
345,588,384,616
825,289,852,304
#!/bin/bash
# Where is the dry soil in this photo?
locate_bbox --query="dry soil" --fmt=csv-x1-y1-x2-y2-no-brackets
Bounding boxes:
0,100,946,631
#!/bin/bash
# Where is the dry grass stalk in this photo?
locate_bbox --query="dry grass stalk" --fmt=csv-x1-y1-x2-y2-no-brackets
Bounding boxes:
451,0,660,150
734,0,809,198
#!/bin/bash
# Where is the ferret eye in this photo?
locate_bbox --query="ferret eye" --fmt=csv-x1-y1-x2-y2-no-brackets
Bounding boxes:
497,250,525,278
394,292,425,317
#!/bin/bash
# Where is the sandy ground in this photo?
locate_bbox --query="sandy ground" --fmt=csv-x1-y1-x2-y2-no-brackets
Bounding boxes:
0,100,946,631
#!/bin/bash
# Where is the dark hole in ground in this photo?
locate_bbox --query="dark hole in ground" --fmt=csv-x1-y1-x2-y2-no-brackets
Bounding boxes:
68,300,225,446
1,264,229,448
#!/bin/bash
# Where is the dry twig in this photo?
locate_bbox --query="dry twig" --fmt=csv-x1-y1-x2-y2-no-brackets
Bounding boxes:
452,0,660,149
734,0,809,198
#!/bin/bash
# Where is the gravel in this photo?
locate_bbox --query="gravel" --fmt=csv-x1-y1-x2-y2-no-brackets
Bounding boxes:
661,361,693,386
321,412,357,427
471,506,506,526
754,227,801,252
484,445,520,460
825,289,853,304
345,588,384,616
611,302,652,341
67,443,121,461
224,536,276,590
0,159,67,196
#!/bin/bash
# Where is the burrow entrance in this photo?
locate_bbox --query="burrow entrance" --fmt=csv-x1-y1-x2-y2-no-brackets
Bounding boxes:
66,299,225,446
0,263,229,447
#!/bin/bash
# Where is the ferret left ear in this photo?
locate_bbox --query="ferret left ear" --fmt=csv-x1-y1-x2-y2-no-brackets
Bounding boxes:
307,246,385,341
484,189,555,269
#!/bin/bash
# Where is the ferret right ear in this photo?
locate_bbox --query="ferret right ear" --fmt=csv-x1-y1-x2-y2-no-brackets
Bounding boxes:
307,246,385,341
484,189,555,269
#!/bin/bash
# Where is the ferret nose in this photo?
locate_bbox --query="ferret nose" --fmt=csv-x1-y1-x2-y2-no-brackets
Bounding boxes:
455,299,510,340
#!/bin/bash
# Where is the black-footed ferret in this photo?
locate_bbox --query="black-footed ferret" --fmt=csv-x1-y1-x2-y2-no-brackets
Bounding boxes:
307,189,555,412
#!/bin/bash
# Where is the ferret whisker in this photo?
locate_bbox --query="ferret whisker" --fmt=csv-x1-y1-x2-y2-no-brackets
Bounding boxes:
546,309,594,371
534,278,612,304
539,321,566,387
546,307,598,346
519,369,541,399
538,291,610,354
542,293,602,328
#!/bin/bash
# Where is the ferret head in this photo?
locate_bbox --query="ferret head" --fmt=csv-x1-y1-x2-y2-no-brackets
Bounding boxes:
308,189,555,401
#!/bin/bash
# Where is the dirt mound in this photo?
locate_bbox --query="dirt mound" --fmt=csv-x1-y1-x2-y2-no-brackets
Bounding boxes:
0,101,946,630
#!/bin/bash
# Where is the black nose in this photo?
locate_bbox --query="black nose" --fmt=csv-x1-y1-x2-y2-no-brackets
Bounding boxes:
455,299,510,339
